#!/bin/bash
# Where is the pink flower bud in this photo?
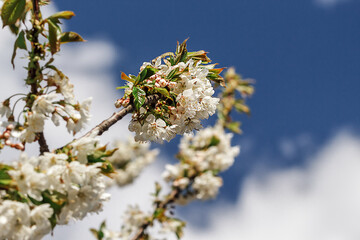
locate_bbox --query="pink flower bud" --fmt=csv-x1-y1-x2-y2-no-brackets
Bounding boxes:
15,143,25,150
115,99,123,108
3,132,10,139
6,124,14,131
169,82,177,89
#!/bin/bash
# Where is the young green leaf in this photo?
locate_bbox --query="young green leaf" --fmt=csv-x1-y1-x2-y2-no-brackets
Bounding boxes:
59,31,85,43
47,19,61,54
11,30,27,68
1,0,26,27
135,67,147,85
132,87,146,110
154,87,170,98
116,86,129,90
121,72,135,83
135,66,158,85
48,11,75,21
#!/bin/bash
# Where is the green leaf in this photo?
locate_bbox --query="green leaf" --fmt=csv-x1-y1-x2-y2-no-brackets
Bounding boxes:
1,0,26,27
121,72,134,83
225,121,242,134
207,72,225,87
234,100,250,115
47,19,61,54
90,221,106,240
100,161,115,174
135,66,158,85
209,136,220,147
4,190,27,202
174,39,188,64
154,87,170,98
8,23,19,34
166,68,178,80
48,11,75,21
11,30,26,68
116,86,129,90
153,208,165,219
132,87,146,110
135,68,147,85
59,31,85,43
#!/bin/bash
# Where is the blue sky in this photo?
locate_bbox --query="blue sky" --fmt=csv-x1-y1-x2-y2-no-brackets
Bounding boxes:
18,0,360,238
55,0,360,185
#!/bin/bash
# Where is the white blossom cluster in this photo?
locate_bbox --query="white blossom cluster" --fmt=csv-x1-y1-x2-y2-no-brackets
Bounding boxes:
128,57,219,143
162,124,240,200
0,200,53,240
120,205,148,239
0,137,110,239
1,72,92,144
106,137,159,187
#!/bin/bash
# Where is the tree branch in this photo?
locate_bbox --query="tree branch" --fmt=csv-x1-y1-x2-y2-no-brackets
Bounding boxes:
38,132,49,155
61,94,160,149
132,188,180,240
29,0,49,155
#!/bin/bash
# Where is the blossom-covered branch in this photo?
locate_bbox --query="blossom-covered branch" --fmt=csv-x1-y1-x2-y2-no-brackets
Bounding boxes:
91,69,254,240
83,94,160,139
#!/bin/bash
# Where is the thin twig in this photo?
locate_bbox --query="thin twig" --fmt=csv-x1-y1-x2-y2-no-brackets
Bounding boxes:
29,0,49,154
131,188,180,240
38,132,49,155
60,94,160,150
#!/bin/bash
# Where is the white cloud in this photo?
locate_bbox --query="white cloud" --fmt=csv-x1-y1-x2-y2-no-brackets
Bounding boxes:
314,0,352,8
185,131,360,240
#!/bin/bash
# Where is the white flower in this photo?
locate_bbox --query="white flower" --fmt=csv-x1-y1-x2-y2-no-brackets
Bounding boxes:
51,112,61,126
0,200,32,240
102,228,121,240
0,101,11,118
70,136,98,163
52,73,76,104
179,124,240,172
66,98,92,134
30,204,53,240
27,112,45,133
32,92,57,115
120,205,147,238
9,157,48,201
193,171,222,200
106,137,159,187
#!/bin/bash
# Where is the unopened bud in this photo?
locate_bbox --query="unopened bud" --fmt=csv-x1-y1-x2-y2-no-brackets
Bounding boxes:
115,99,123,108
123,99,130,107
3,132,10,139
169,82,176,89
14,143,25,151
6,124,14,131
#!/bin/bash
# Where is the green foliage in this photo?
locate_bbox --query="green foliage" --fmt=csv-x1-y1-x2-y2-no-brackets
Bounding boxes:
47,10,75,21
59,31,85,43
135,66,158,86
47,19,61,54
11,30,27,67
90,221,106,240
132,87,146,110
0,164,14,190
1,0,26,27
154,87,170,98
217,67,254,134
87,145,117,175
